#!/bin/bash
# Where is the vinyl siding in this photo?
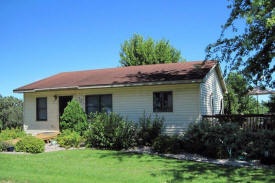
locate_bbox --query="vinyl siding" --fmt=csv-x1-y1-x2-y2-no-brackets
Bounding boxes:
200,67,224,115
23,83,201,135
23,93,59,134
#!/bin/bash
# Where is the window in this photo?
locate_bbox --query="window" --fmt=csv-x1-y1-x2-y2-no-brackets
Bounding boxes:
85,95,112,114
153,91,173,112
210,94,214,114
219,99,224,114
36,97,47,121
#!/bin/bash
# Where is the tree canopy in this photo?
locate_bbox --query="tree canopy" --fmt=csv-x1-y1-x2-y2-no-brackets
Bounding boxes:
0,95,23,130
119,34,183,66
206,0,275,87
264,94,275,113
224,73,267,114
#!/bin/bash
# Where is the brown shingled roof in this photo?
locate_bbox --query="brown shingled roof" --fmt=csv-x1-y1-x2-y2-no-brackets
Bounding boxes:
14,61,217,92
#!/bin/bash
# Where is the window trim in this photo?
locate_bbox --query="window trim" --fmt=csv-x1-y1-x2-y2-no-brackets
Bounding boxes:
210,94,215,115
219,98,224,114
36,97,47,121
153,91,173,113
85,94,113,114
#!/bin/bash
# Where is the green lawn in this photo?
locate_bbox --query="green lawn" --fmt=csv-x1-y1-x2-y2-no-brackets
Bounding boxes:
0,149,274,183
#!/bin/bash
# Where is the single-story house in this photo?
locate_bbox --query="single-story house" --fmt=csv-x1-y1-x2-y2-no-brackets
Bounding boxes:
14,61,227,135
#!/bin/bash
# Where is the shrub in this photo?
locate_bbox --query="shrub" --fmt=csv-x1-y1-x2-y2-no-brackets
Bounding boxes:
57,130,84,148
137,113,164,146
15,136,45,153
0,128,26,141
152,135,183,154
0,141,12,152
85,112,137,150
183,120,239,159
60,99,88,135
235,129,275,164
183,120,275,164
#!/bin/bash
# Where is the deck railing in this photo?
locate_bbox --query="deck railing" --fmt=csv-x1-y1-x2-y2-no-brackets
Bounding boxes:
202,114,275,130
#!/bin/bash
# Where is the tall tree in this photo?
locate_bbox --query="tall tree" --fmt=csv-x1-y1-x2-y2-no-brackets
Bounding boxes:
264,94,275,113
224,73,258,114
0,95,23,130
206,0,275,87
120,34,183,66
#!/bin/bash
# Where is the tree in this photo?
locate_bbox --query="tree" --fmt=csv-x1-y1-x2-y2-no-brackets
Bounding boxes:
264,94,275,113
224,73,258,114
206,0,275,87
60,99,88,135
0,95,23,130
119,34,183,66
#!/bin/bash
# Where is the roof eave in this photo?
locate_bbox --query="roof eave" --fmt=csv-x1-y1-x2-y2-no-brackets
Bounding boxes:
13,79,203,93
215,64,227,94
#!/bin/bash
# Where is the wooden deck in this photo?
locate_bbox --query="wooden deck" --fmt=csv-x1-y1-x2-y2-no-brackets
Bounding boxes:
35,132,60,143
202,114,275,130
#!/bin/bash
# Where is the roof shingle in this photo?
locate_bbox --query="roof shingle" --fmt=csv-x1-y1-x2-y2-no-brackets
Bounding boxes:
14,61,217,92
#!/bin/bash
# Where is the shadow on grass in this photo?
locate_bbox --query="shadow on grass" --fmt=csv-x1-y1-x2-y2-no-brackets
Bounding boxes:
157,159,275,183
98,151,152,162
98,151,275,183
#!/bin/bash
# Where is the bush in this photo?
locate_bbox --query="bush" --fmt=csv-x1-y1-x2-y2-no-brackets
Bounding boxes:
183,120,275,164
60,99,88,135
235,129,275,164
0,128,26,141
15,136,45,153
57,130,84,148
152,135,183,154
183,120,239,159
85,112,137,150
137,113,164,146
0,141,12,152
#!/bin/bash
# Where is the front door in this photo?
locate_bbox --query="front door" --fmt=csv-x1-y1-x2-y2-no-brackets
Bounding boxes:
59,96,73,119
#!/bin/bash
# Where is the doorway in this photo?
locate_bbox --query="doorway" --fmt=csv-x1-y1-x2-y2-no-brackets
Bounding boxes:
59,96,73,118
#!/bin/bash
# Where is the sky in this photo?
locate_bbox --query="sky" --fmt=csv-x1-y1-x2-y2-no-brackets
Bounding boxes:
0,0,271,102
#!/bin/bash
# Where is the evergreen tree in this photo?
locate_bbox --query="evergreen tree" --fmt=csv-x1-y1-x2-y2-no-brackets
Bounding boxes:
60,99,88,135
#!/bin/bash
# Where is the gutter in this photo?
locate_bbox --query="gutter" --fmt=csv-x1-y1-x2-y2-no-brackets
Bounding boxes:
13,79,203,93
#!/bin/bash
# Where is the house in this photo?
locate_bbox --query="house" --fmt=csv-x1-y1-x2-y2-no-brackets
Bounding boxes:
14,61,227,135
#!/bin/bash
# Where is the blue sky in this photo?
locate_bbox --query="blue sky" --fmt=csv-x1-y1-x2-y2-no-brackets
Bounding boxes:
0,0,270,102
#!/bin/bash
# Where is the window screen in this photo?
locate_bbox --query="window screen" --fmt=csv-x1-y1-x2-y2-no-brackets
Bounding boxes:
153,91,173,112
36,97,47,121
85,95,112,114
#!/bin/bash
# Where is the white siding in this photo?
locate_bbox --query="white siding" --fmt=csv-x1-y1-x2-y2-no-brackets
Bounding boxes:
200,67,224,115
23,84,201,135
23,93,59,134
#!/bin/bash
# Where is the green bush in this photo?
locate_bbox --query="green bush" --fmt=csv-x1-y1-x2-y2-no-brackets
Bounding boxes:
85,112,137,150
57,130,84,148
183,120,239,159
60,99,88,135
0,128,26,141
182,120,275,164
137,113,164,146
235,129,275,164
0,141,12,152
152,135,183,154
15,136,45,153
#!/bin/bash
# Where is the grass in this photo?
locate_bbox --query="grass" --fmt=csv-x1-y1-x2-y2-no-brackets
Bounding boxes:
0,149,274,183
